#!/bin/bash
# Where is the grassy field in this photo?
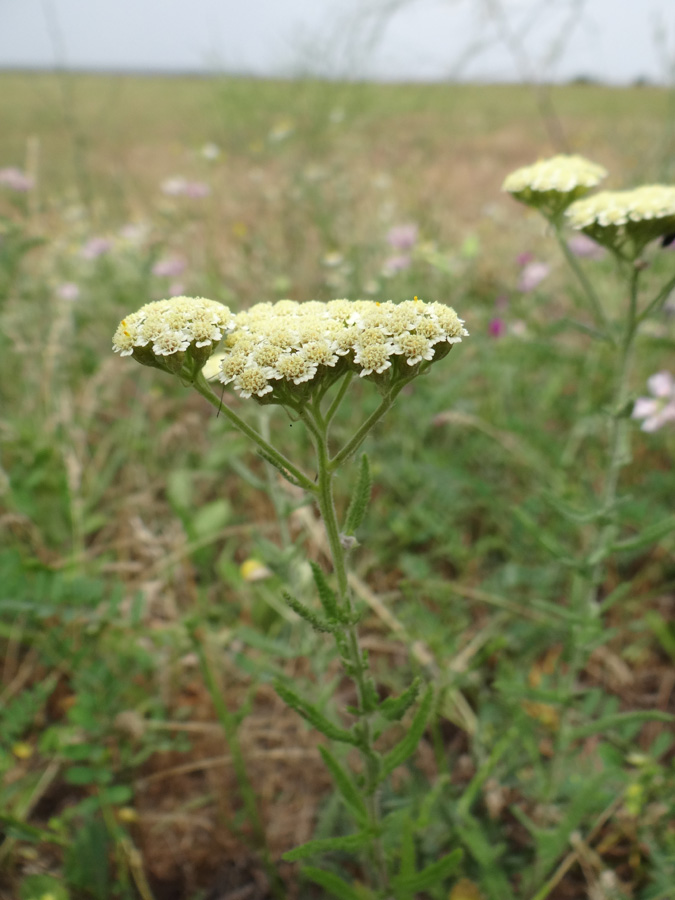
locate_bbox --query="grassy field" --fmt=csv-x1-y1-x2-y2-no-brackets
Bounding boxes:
0,73,674,900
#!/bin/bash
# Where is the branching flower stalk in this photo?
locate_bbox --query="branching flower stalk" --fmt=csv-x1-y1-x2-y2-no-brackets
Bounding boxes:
504,158,675,617
113,294,468,898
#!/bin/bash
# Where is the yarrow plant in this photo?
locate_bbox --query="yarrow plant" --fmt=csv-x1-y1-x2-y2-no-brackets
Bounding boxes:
502,154,607,222
503,154,675,613
113,293,468,898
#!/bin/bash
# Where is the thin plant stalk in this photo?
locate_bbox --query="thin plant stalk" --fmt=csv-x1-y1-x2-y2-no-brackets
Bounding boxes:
553,225,613,340
301,401,391,894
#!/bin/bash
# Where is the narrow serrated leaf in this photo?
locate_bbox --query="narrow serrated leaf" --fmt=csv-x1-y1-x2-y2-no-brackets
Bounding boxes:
319,746,368,825
275,682,358,745
310,561,339,619
380,678,421,722
610,515,675,554
569,710,673,740
283,592,336,633
392,848,463,893
283,831,371,862
344,454,371,535
380,687,433,780
302,867,368,900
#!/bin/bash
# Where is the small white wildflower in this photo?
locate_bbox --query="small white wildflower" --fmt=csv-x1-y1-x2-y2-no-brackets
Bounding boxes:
632,371,675,432
566,185,675,253
112,296,234,370
503,155,607,219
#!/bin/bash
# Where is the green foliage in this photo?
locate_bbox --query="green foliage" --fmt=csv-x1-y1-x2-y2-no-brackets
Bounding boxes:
310,560,341,620
302,866,374,900
380,687,433,781
283,830,373,862
274,681,359,744
391,848,463,896
344,453,372,536
379,678,421,722
318,746,369,826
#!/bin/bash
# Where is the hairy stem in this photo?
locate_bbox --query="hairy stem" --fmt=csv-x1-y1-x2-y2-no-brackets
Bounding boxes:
553,226,613,341
193,372,317,493
305,405,391,895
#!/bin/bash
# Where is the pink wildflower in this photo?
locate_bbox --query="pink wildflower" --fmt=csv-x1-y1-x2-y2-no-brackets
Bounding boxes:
184,181,210,198
56,282,80,301
0,167,34,191
567,233,605,260
382,254,411,276
518,261,551,293
81,237,113,260
488,317,506,338
632,372,675,432
386,223,418,251
161,177,210,198
516,252,534,267
152,256,186,278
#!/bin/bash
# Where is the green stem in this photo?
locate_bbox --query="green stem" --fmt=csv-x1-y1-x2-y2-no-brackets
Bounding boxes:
305,406,391,895
324,371,354,426
584,265,640,609
259,410,292,548
636,270,675,325
331,380,409,470
193,373,317,493
554,226,614,342
189,625,286,900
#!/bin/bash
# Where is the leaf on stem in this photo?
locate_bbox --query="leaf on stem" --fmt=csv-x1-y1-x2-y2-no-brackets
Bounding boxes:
318,746,369,826
379,678,421,722
310,561,340,620
380,686,433,780
282,592,336,633
391,848,463,894
274,681,359,745
344,454,372,536
609,515,675,554
301,866,375,900
283,830,372,862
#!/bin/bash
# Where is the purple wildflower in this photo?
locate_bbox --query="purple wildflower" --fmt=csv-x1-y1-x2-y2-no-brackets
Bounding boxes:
632,372,675,432
161,177,210,198
488,317,506,338
518,261,551,293
56,282,80,301
152,256,186,278
382,254,412,276
80,237,113,260
567,233,605,260
386,223,418,251
184,181,210,198
0,167,34,191
168,281,185,296
516,251,534,267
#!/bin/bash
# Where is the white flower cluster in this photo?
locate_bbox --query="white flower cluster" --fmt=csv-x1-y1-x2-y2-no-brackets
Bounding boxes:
215,298,468,399
503,155,607,197
566,185,675,230
112,296,234,360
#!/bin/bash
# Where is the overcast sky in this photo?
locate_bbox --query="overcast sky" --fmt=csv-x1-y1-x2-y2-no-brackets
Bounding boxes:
0,0,673,84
